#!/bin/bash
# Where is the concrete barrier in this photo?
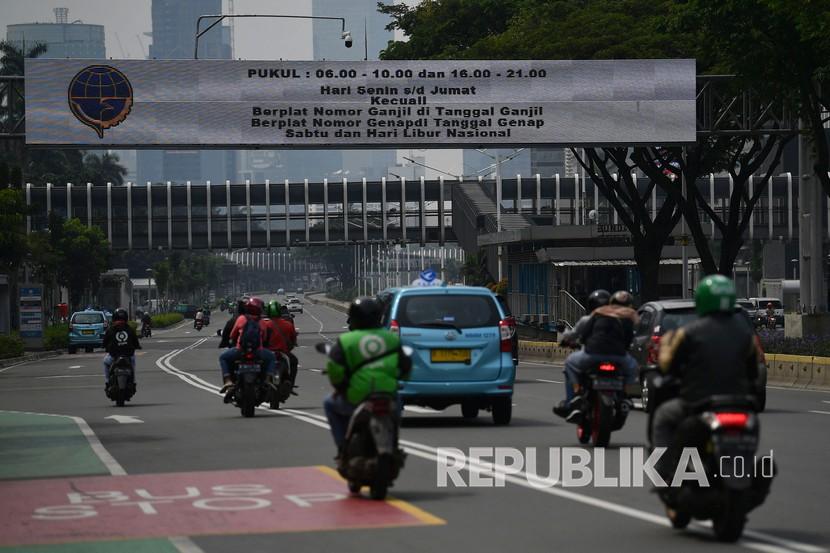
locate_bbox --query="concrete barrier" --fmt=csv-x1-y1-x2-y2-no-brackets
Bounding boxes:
811,357,830,390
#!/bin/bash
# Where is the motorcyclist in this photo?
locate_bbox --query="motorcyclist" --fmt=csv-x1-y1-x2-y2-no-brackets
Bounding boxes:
218,299,245,348
102,308,141,394
765,302,775,328
280,304,301,382
219,297,277,396
553,289,639,422
264,300,299,387
652,275,761,477
141,311,152,336
194,309,204,328
322,297,411,455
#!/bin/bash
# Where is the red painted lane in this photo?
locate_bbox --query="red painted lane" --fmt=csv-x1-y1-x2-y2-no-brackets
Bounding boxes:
0,466,438,546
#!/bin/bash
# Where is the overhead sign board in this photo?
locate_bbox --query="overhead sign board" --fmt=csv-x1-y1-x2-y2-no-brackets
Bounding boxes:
25,59,696,148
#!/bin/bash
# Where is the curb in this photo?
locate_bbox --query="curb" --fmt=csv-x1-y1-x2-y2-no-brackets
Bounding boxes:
0,349,63,369
307,293,349,314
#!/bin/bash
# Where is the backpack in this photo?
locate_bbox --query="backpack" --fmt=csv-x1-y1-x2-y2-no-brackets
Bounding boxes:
240,316,262,352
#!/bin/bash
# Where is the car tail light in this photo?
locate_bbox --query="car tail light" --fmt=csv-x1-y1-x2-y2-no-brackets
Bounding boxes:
366,397,392,415
389,319,399,336
714,412,749,428
646,334,661,364
598,362,617,372
499,319,512,352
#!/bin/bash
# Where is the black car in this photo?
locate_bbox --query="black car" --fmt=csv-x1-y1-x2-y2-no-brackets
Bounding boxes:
632,299,767,411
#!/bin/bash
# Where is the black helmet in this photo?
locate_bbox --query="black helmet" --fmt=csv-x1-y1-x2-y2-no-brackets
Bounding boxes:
236,298,248,315
610,290,634,307
113,308,128,322
586,289,611,312
347,297,382,330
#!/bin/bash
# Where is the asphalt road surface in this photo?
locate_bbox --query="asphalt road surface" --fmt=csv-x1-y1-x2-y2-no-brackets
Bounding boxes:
1,300,828,553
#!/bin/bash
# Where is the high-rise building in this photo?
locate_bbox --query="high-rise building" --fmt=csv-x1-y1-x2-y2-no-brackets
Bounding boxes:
137,0,235,185
530,148,567,177
6,7,105,59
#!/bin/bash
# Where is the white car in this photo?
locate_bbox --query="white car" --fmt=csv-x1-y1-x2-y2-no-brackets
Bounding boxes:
287,298,303,314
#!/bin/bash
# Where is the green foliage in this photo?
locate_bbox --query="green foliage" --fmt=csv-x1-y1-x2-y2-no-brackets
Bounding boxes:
44,324,69,350
55,218,111,310
328,287,359,302
759,330,830,358
0,188,27,274
151,312,184,328
0,333,24,359
152,253,225,302
460,253,490,286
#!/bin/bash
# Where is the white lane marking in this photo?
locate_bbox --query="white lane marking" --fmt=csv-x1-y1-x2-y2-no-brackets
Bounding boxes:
153,319,195,334
0,409,126,476
809,410,830,416
536,378,562,384
404,406,440,414
308,368,322,373
69,365,82,369
305,306,332,343
822,401,830,405
36,374,98,379
765,385,830,394
158,356,819,553
105,415,144,424
169,536,205,553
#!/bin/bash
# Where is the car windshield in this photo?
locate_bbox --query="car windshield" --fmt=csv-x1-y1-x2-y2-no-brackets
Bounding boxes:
397,294,500,329
72,313,104,324
659,309,698,332
737,301,753,309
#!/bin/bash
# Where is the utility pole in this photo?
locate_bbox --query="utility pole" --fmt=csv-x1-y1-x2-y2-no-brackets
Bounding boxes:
798,114,827,312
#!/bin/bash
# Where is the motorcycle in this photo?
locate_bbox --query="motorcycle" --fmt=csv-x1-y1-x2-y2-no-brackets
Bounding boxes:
574,360,631,447
107,355,136,407
141,323,152,338
315,342,411,500
653,390,773,542
268,351,296,409
195,319,204,331
224,351,287,417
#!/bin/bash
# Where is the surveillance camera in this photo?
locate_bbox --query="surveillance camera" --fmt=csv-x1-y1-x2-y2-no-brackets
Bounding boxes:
342,31,353,48
588,209,597,221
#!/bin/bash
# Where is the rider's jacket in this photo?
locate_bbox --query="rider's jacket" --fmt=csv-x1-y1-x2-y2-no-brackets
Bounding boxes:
104,321,140,357
658,311,760,402
326,328,410,405
579,305,638,356
263,317,297,353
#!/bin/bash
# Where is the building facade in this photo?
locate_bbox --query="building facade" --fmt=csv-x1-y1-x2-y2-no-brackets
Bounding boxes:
6,8,105,59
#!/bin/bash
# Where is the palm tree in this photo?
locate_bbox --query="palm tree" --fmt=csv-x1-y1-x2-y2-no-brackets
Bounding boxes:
0,40,48,75
83,152,128,186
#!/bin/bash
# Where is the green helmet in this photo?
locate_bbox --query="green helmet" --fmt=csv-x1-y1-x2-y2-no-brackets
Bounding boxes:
266,300,282,318
694,274,736,316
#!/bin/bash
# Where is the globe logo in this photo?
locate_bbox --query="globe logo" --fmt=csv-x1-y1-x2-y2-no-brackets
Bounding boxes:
67,65,133,138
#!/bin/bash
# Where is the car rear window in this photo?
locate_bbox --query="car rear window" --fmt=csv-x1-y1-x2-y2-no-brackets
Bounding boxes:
763,300,782,309
737,301,753,310
659,309,698,332
397,294,500,329
72,313,104,324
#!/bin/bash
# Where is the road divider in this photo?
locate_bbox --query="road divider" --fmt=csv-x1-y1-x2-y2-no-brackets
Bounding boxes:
519,341,830,391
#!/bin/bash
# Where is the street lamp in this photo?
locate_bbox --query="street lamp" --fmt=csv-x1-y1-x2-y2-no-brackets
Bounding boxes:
791,258,799,280
145,268,154,314
195,14,352,58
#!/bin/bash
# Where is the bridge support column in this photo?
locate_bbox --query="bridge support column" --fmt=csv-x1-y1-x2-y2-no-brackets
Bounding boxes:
798,122,828,312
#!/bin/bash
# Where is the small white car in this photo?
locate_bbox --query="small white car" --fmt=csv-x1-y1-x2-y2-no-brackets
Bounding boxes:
287,298,303,314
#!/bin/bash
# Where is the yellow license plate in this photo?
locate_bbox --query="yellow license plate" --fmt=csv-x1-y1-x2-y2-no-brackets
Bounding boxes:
82,330,94,335
431,349,471,363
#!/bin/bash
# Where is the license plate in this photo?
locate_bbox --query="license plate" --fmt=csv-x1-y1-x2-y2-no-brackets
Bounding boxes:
238,363,260,372
592,377,623,391
81,329,94,335
430,349,471,363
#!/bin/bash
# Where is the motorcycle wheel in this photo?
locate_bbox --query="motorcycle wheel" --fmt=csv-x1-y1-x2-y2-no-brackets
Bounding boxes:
712,494,746,542
348,481,362,494
370,454,393,500
591,396,613,447
115,387,126,407
240,383,256,418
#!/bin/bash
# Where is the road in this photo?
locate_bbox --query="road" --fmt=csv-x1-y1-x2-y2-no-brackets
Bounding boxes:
1,301,828,553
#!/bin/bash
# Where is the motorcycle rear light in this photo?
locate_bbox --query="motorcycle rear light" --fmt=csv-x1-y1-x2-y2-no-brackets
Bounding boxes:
598,362,617,372
389,320,399,336
499,320,512,352
367,399,391,415
714,412,749,428
646,334,661,364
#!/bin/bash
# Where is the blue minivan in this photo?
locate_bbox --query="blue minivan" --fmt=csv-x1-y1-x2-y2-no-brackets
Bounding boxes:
378,286,515,425
68,309,108,354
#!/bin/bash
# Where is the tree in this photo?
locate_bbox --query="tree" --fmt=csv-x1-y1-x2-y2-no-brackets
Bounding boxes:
55,218,111,310
573,148,683,301
82,152,128,186
0,40,48,76
674,1,830,200
0,189,27,277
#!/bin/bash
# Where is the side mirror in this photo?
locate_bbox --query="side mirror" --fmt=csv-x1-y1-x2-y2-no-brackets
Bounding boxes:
401,345,414,357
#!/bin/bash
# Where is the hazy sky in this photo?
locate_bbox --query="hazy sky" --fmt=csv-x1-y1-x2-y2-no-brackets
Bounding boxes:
0,0,319,60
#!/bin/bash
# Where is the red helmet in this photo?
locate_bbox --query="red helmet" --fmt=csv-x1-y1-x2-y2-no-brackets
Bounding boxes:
246,297,264,317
